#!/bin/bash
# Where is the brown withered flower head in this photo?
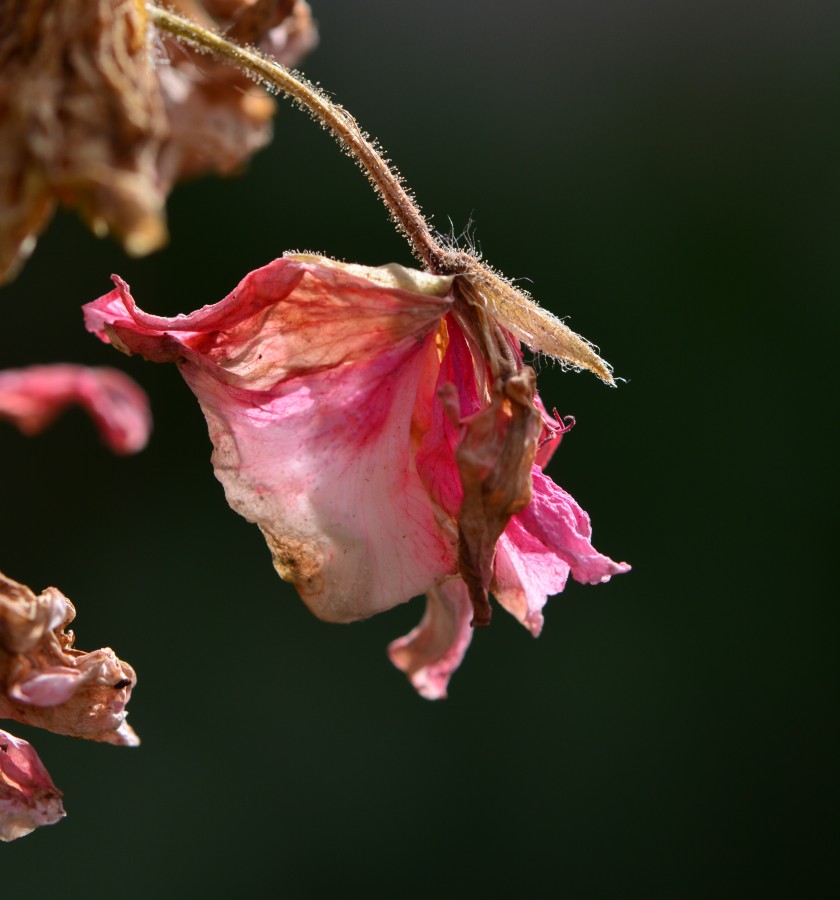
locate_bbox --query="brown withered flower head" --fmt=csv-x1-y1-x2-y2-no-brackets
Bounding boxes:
0,572,137,746
0,570,138,840
0,0,317,283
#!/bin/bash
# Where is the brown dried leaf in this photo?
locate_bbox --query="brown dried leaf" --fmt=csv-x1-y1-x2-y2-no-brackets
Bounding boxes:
444,367,542,626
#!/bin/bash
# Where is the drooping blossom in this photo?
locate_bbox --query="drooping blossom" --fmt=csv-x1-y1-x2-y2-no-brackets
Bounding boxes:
0,0,317,282
0,364,151,454
84,255,629,698
0,728,65,843
0,572,138,840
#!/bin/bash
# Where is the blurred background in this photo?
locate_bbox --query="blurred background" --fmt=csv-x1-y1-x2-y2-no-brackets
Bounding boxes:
1,0,837,894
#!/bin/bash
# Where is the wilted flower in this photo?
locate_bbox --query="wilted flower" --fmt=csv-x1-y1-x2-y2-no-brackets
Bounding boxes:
0,0,317,282
85,255,628,698
0,0,168,281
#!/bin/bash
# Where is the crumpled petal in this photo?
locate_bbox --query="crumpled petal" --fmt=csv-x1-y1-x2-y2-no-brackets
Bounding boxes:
493,469,631,636
0,364,151,454
0,572,138,746
0,728,65,842
388,580,474,700
85,255,459,622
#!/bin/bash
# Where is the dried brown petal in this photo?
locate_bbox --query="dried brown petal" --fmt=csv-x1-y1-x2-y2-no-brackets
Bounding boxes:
0,0,170,282
444,368,542,626
0,572,138,747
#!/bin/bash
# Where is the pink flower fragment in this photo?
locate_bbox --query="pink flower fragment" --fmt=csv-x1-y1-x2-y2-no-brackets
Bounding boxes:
0,728,65,842
0,364,151,454
84,255,628,698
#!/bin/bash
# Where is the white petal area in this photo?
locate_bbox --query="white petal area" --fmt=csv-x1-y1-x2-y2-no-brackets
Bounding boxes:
85,257,459,621
187,336,458,621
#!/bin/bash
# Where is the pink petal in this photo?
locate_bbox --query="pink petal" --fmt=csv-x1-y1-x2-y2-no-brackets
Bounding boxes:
0,728,65,842
416,314,483,519
8,667,83,707
493,519,567,637
493,468,631,634
519,469,631,585
0,364,151,454
388,580,474,700
85,256,460,622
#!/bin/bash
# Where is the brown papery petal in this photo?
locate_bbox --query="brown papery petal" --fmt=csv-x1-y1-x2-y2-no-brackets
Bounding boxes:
445,367,542,626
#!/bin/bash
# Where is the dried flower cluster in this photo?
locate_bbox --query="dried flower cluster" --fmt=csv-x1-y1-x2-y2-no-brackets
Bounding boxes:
0,0,317,841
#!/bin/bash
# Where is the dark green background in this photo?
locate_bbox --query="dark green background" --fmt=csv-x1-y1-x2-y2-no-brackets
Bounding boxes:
1,0,837,895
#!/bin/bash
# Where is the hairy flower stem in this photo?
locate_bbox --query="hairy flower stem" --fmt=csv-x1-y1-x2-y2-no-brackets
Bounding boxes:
147,3,615,383
147,4,439,270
